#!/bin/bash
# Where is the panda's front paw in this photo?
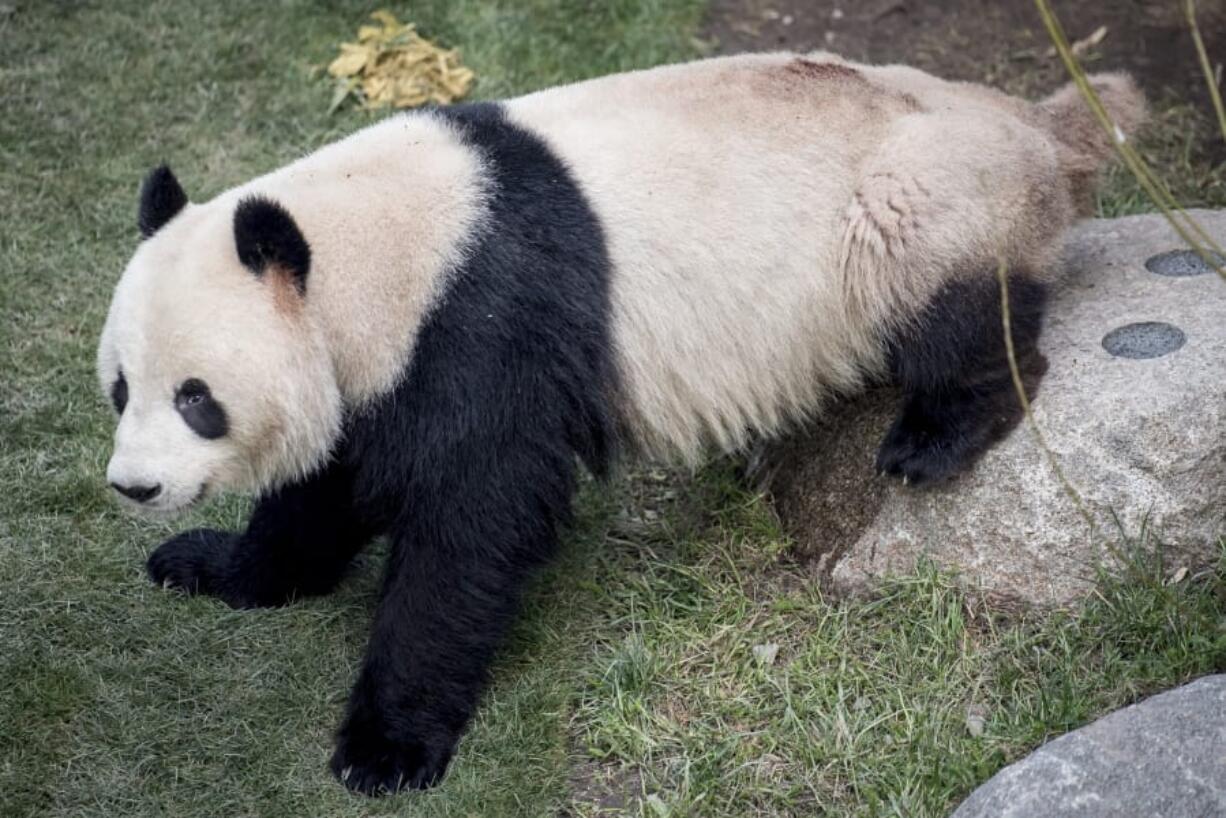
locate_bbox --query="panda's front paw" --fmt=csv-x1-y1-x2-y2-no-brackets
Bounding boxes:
330,709,454,795
147,528,241,603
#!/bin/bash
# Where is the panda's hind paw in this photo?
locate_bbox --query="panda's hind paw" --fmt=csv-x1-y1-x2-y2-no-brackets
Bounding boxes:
875,400,985,487
875,426,966,486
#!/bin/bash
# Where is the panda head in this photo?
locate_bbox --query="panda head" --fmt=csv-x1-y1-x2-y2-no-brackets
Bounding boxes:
97,166,342,513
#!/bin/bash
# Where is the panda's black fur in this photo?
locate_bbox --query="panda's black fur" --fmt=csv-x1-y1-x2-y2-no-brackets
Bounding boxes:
137,164,188,238
233,196,313,293
149,102,620,792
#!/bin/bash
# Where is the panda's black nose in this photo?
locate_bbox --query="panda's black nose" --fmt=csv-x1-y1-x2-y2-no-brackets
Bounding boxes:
110,482,162,503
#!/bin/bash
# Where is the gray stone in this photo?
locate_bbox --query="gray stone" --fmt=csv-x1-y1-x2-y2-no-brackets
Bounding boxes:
1101,320,1186,359
1145,248,1223,278
952,675,1226,818
758,210,1226,606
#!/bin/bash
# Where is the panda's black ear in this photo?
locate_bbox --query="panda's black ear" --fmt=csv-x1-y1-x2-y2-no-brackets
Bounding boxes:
232,196,311,295
138,165,188,238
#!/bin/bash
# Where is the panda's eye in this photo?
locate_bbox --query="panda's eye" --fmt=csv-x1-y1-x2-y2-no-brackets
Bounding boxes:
174,378,228,440
176,379,208,403
111,371,128,415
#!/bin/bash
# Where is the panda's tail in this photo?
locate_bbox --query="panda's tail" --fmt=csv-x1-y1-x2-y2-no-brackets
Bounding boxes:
1035,73,1147,176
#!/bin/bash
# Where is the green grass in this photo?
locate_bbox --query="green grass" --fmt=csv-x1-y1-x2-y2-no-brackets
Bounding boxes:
1,1,1224,816
570,471,1226,816
1096,94,1226,217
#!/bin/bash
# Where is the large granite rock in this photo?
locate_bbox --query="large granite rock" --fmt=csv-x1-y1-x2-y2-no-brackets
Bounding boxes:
758,211,1226,606
952,674,1226,817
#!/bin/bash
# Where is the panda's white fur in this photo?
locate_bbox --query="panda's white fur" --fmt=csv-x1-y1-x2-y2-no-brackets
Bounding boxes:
99,52,1144,793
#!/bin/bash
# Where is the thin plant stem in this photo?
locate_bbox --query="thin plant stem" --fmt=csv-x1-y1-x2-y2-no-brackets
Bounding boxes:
995,259,1097,538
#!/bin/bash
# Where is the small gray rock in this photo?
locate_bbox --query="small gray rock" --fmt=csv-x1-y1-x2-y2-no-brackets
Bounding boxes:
952,675,1226,818
759,210,1226,606
1145,249,1224,278
1101,321,1186,359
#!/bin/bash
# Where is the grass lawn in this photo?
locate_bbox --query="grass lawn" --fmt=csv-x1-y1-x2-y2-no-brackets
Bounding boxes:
1,1,1223,816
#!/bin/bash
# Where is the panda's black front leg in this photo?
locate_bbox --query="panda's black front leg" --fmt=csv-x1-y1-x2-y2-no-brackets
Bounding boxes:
328,524,542,794
147,461,377,608
329,459,567,794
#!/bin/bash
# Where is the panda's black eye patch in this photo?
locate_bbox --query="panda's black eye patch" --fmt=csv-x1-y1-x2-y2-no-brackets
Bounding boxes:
111,371,129,415
174,378,228,440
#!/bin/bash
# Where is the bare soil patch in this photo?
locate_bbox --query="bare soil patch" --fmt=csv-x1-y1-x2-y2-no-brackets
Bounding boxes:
704,0,1223,99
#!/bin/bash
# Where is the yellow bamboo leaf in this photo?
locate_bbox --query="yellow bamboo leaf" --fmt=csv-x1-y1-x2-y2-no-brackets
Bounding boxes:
324,10,476,112
327,47,368,78
327,77,359,115
369,9,400,28
361,74,387,97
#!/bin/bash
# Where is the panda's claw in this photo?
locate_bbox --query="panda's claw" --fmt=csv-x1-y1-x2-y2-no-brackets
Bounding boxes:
875,426,959,487
330,708,454,796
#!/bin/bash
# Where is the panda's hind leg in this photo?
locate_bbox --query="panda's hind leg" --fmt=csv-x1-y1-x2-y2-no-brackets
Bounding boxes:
875,270,1048,485
839,113,1064,485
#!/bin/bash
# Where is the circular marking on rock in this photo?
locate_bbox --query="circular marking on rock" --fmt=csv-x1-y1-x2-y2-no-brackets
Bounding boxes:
1102,321,1186,359
1144,249,1223,277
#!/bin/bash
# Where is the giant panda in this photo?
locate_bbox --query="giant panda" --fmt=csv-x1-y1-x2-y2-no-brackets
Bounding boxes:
97,51,1144,794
